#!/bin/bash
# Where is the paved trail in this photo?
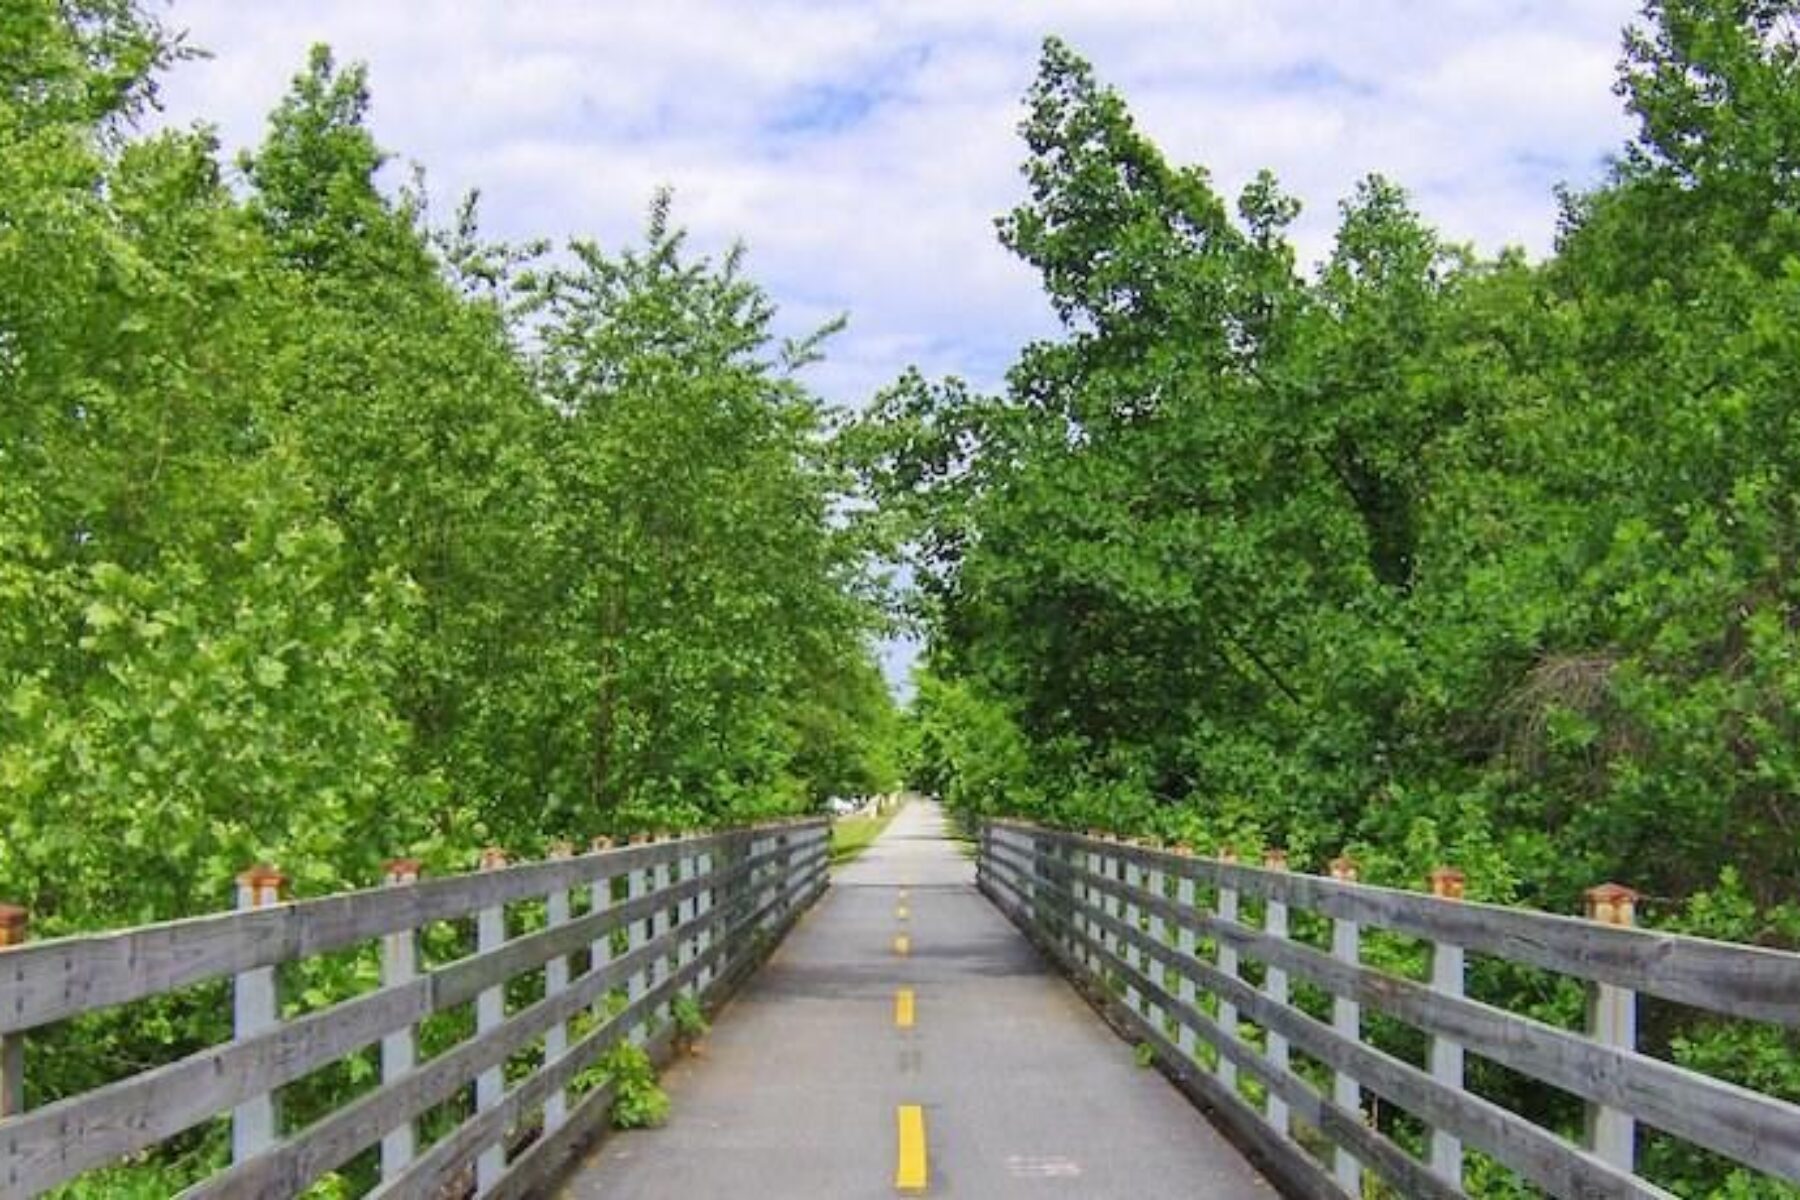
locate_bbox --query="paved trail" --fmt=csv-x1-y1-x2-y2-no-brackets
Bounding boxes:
562,801,1274,1199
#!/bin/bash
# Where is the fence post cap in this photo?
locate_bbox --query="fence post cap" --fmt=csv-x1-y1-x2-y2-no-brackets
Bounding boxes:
236,863,288,891
382,858,424,883
1584,882,1639,925
1429,866,1466,899
1329,855,1359,882
478,847,509,871
0,904,27,945
1263,848,1289,871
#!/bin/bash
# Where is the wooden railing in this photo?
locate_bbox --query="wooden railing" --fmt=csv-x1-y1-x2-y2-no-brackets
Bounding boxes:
979,820,1800,1200
0,819,829,1198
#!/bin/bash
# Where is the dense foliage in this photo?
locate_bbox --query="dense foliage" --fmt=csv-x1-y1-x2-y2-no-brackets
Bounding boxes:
858,4,1800,1195
1,4,896,1183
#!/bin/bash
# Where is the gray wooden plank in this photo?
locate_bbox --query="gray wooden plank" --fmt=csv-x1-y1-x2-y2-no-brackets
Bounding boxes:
1021,841,1800,1184
180,847,826,1200
0,822,826,1036
397,862,823,1200
983,873,1459,1200
994,823,1800,1028
987,840,1677,1200
0,839,816,1197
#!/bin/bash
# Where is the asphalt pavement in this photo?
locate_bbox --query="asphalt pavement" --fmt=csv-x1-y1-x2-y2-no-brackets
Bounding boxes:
560,800,1275,1199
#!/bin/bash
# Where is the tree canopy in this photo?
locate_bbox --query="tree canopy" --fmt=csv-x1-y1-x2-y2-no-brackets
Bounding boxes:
1,7,899,1183
860,9,1800,1194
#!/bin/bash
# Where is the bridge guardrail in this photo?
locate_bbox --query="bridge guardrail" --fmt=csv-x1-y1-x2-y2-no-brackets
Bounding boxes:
979,819,1800,1200
0,819,829,1198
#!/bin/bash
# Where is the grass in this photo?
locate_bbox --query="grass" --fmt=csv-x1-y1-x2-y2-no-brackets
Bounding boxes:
829,801,905,866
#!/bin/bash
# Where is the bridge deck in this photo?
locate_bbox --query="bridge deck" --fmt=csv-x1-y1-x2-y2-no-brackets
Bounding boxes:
561,802,1274,1199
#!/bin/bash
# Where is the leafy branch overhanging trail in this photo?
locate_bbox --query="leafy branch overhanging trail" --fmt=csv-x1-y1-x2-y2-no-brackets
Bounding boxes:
1,6,899,1189
850,9,1800,1198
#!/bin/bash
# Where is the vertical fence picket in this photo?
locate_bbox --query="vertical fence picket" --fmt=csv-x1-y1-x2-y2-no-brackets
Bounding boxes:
694,834,714,997
1145,850,1166,1039
232,865,286,1165
0,905,27,1119
475,847,508,1195
626,835,650,1045
543,842,574,1134
1122,848,1144,1019
1427,865,1466,1186
1087,831,1101,978
1215,847,1241,1094
653,833,675,1028
379,858,422,1181
1585,883,1640,1173
1329,855,1363,1195
1262,849,1291,1138
1172,847,1199,1060
588,837,615,1027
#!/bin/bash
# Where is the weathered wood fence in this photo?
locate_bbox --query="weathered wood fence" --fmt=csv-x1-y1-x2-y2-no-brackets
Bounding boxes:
980,820,1800,1200
0,819,829,1198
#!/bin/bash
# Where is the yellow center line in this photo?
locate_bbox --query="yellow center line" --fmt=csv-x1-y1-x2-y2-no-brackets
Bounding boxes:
893,933,910,957
896,903,910,921
895,1104,929,1193
895,987,916,1029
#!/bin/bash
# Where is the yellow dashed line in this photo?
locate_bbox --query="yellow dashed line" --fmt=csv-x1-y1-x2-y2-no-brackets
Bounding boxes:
895,987,916,1029
893,934,910,957
896,904,910,921
895,1104,929,1193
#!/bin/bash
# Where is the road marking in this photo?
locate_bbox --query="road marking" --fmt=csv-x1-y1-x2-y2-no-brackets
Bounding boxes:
896,904,909,921
893,934,910,957
895,987,915,1028
1006,1155,1082,1178
895,1104,928,1193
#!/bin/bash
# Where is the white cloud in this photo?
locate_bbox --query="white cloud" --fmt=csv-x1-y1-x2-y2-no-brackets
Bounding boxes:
149,0,1643,687
154,0,1641,405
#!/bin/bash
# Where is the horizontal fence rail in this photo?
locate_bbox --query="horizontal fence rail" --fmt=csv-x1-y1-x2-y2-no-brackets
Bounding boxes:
979,820,1800,1200
0,819,830,1198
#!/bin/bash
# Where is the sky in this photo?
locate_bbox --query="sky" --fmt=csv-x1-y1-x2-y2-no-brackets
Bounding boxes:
150,0,1644,690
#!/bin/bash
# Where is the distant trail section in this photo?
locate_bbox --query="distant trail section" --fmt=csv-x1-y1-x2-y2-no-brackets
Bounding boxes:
562,801,1274,1199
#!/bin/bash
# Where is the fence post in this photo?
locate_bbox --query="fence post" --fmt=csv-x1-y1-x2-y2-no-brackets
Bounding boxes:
626,833,650,1045
544,842,574,1134
475,847,508,1195
590,837,616,1020
1087,831,1101,978
655,831,677,1026
1216,846,1241,1093
1122,844,1144,1019
233,865,287,1165
1585,883,1640,1173
1329,855,1363,1195
1428,865,1466,1186
0,905,27,1119
1172,847,1198,1060
673,833,694,994
1145,846,1168,1042
380,859,422,1181
695,831,715,996
1262,848,1291,1137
